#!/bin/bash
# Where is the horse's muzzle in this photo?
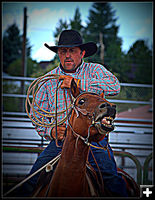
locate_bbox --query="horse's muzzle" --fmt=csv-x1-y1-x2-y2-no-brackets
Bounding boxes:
98,103,116,118
94,102,116,134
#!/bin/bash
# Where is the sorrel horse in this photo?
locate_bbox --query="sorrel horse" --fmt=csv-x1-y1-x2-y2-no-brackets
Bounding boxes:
32,79,140,197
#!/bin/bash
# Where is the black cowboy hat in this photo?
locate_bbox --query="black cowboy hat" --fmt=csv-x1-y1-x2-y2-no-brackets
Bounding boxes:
44,29,97,58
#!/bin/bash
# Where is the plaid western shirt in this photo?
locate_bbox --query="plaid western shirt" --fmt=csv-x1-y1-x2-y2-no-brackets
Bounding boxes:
31,61,120,140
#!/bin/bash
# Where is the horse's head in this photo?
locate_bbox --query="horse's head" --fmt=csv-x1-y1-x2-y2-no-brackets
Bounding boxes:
69,79,116,143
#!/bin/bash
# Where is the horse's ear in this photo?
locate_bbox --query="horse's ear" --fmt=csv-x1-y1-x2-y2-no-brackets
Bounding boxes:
100,91,105,98
70,78,80,98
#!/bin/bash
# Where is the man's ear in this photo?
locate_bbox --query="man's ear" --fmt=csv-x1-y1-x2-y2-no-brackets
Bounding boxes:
70,78,80,98
81,50,86,58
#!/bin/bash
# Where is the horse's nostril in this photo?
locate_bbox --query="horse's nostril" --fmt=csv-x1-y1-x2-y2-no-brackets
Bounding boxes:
99,103,107,109
99,103,116,110
112,105,116,108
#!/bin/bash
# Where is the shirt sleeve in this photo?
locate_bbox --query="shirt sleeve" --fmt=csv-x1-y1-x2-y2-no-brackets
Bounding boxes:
80,64,120,96
30,81,53,141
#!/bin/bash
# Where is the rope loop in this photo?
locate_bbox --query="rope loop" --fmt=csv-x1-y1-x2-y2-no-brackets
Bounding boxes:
25,74,72,128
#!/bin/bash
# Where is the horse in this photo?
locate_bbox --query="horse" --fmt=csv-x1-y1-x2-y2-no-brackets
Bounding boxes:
31,78,140,197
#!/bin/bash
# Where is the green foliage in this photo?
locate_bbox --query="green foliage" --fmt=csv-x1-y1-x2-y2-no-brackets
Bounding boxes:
83,3,123,72
3,80,20,94
54,19,69,45
3,23,22,73
127,40,152,84
54,7,84,44
30,56,59,77
3,81,22,112
105,43,132,82
3,23,32,73
7,58,41,77
2,97,21,112
83,3,120,45
70,7,84,33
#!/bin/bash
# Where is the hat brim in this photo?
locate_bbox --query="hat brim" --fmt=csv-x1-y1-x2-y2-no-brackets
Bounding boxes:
44,42,97,58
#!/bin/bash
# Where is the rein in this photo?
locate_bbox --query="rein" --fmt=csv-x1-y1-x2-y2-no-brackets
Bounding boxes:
4,154,61,197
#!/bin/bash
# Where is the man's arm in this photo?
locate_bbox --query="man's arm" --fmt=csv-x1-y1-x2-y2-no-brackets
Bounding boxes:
80,64,120,96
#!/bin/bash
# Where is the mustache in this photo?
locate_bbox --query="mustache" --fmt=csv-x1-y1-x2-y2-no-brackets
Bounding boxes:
64,59,74,62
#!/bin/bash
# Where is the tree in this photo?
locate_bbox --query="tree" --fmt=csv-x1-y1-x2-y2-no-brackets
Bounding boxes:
127,40,152,84
3,23,31,73
54,19,69,45
31,58,60,78
83,3,123,66
7,58,41,77
70,7,83,33
54,7,84,42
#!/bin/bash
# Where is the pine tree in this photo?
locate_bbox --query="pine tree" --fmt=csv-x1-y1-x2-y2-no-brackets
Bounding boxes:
54,19,69,45
54,7,83,42
127,40,152,84
3,23,31,73
70,7,83,33
3,23,21,73
83,3,122,66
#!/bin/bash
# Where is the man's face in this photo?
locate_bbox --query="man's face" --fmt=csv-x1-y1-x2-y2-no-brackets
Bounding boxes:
58,47,85,71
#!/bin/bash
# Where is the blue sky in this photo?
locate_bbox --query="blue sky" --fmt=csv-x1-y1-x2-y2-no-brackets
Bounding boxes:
2,2,153,62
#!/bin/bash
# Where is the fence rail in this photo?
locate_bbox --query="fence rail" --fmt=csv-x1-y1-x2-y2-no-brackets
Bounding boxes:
3,75,153,87
2,93,152,105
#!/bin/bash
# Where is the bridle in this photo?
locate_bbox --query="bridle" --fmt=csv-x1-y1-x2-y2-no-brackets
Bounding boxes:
63,89,111,151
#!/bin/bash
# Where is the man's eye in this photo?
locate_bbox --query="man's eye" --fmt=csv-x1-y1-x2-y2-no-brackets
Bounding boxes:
78,99,85,105
62,50,66,54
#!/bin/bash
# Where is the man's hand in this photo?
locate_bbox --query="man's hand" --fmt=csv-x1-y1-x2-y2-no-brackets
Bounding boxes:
51,123,66,140
59,75,80,89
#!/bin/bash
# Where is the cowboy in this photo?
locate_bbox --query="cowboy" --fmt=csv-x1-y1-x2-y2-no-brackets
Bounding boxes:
20,30,128,197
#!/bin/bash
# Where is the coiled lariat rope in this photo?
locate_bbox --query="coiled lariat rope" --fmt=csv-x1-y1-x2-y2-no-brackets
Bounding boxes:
25,74,72,129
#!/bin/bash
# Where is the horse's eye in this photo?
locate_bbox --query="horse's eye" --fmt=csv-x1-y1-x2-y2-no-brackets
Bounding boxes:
78,99,85,105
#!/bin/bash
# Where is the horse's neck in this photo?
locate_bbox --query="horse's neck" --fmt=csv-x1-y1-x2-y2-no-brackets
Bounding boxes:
61,127,89,166
48,127,90,196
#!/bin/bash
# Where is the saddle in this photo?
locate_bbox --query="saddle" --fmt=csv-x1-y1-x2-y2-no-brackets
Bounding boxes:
86,162,104,196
